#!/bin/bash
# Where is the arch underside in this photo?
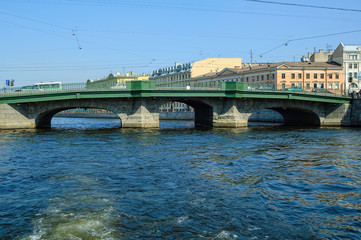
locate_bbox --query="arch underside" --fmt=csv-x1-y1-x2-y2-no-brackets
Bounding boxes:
267,107,320,126
169,99,213,127
36,107,121,128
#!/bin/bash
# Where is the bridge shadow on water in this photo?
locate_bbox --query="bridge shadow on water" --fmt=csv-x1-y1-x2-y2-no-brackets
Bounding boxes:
51,116,292,132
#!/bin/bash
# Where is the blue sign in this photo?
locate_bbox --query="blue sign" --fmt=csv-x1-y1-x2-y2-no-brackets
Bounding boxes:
5,80,10,87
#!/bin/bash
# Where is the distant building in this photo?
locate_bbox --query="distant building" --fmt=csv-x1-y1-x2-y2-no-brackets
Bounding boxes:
192,62,344,94
150,58,242,111
302,43,361,94
301,49,334,63
330,43,361,94
86,72,149,89
149,58,243,88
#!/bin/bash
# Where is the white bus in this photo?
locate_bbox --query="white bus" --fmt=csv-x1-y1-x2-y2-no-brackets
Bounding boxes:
21,82,63,91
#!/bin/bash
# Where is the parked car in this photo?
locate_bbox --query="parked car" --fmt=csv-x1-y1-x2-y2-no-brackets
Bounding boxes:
257,86,274,90
286,87,306,92
312,88,332,93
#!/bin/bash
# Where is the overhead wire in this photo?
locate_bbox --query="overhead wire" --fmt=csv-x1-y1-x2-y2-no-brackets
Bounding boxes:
246,0,361,13
72,27,82,50
1,1,359,23
260,29,361,57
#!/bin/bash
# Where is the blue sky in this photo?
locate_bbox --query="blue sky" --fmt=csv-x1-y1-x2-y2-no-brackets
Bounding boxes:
1,0,361,87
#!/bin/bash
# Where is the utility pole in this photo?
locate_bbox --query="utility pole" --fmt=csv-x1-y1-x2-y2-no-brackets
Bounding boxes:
250,49,253,65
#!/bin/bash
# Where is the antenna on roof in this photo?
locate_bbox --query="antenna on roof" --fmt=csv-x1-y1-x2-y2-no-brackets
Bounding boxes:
250,49,253,64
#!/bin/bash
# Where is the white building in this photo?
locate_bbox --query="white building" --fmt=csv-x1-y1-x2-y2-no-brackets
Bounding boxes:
331,43,361,94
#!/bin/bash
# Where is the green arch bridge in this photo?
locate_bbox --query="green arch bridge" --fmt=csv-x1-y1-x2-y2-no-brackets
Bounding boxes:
0,81,357,129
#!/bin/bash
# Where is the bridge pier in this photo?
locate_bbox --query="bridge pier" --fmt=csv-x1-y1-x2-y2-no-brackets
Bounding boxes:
0,104,36,129
319,103,352,126
121,98,159,128
212,99,249,127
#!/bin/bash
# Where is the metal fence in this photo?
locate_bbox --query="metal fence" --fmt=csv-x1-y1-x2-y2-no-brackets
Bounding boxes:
0,82,349,97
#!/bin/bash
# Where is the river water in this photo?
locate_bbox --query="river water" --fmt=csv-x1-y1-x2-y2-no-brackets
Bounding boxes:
1,118,361,240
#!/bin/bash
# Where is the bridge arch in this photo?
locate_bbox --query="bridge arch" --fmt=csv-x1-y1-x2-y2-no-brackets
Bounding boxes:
265,107,320,126
159,98,213,127
36,107,121,128
208,98,329,127
243,99,322,126
29,99,130,128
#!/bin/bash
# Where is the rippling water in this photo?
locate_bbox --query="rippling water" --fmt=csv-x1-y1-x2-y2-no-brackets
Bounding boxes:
1,118,361,239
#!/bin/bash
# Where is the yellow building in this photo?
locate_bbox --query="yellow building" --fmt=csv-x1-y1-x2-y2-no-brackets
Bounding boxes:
192,62,344,94
150,58,242,88
86,72,149,89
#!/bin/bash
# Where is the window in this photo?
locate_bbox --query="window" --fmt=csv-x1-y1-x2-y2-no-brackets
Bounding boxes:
354,72,358,78
329,74,333,79
314,83,318,88
306,82,310,89
291,73,295,79
291,83,295,87
261,75,264,81
349,63,353,69
314,73,318,79
282,73,285,79
256,76,259,81
298,83,302,88
267,75,270,80
350,55,358,60
281,83,286,89
328,83,333,89
336,73,339,79
335,83,339,89
272,74,275,79
252,76,255,82
306,73,310,79
246,77,249,82
355,63,358,69
320,74,324,79
298,73,302,79
320,83,324,89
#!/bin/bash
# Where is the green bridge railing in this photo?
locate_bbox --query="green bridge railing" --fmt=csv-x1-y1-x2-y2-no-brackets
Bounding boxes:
0,81,349,99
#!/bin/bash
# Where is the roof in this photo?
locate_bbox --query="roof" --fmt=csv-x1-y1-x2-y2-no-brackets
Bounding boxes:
344,45,361,51
226,61,342,72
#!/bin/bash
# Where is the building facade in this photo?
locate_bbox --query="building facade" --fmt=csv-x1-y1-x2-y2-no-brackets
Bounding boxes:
330,43,361,94
192,62,344,94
